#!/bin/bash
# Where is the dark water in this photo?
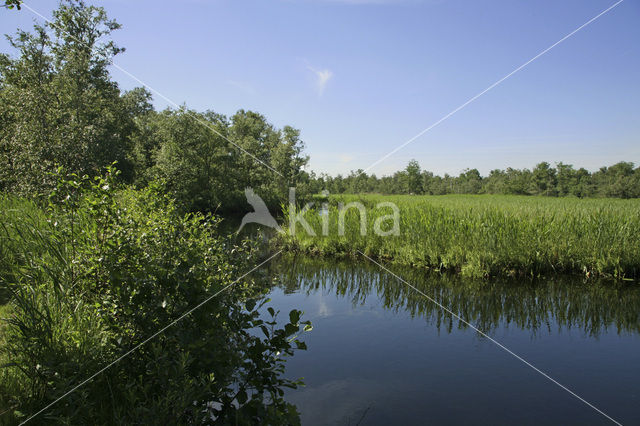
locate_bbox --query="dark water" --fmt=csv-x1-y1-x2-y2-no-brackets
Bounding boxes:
263,256,640,425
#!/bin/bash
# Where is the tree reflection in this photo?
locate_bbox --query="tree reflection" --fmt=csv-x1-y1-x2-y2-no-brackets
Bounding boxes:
270,255,640,337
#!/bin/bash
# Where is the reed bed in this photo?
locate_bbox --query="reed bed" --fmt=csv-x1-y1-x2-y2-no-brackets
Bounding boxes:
280,194,640,279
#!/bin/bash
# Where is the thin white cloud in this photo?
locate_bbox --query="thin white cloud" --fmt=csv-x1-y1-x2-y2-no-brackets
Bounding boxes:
307,65,333,96
338,154,354,163
227,80,256,95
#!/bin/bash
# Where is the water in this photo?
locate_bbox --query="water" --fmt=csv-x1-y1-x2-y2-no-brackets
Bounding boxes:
263,256,640,425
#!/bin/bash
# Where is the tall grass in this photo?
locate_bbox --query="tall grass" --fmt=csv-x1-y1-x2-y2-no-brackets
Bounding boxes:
280,194,640,279
0,173,310,424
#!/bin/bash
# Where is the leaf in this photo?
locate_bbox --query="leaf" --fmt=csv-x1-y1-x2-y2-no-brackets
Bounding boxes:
236,389,248,404
260,325,270,338
288,309,300,324
284,323,299,336
245,299,256,312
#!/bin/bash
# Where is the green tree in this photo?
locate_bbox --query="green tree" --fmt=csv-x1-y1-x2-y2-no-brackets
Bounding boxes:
404,159,423,194
152,108,239,212
595,162,637,198
571,167,593,198
3,0,21,10
346,169,371,193
555,162,575,196
533,162,557,196
483,169,506,194
0,0,137,195
459,168,482,194
148,108,308,213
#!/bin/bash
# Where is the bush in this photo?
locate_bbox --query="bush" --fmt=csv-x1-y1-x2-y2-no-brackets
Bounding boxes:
0,166,310,424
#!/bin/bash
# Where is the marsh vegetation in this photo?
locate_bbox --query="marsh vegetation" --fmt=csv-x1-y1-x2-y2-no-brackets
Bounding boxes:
1,1,639,424
281,194,640,279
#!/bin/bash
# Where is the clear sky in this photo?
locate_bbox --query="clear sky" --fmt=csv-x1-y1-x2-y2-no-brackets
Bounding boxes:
1,0,638,177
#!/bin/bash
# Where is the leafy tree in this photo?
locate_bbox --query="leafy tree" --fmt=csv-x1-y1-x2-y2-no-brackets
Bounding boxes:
404,159,423,194
0,0,136,195
152,107,239,212
458,168,482,194
2,0,21,10
228,109,307,209
146,108,307,213
344,169,369,193
532,162,557,196
571,167,593,198
310,160,640,198
594,162,636,198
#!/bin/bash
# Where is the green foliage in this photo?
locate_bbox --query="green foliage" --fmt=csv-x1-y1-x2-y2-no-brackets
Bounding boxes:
0,3,313,419
136,108,308,214
313,160,640,199
279,194,640,279
0,1,308,214
0,167,310,424
0,1,143,195
2,0,21,10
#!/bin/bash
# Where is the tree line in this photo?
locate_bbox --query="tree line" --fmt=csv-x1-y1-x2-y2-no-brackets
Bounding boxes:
0,0,308,214
2,0,638,211
307,160,640,198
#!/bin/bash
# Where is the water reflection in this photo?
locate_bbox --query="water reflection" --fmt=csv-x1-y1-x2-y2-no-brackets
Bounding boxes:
264,256,640,425
270,255,640,338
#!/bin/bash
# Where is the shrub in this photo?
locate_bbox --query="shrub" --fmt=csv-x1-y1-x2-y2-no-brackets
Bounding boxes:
0,166,310,424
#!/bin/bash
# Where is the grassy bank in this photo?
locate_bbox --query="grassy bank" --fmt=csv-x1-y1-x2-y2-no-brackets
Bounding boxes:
279,194,640,279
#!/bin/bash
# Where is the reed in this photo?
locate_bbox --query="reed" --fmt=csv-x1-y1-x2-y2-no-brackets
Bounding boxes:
280,194,640,279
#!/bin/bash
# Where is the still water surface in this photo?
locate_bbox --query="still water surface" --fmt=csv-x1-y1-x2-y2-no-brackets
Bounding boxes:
263,256,640,425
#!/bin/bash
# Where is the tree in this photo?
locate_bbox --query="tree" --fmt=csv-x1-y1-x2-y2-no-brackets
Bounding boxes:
595,162,636,198
346,169,371,193
228,109,307,208
404,159,423,194
483,169,506,194
0,0,136,195
459,168,482,194
152,108,238,212
555,162,576,196
148,108,308,213
571,167,593,198
3,0,21,10
271,125,309,188
533,162,557,196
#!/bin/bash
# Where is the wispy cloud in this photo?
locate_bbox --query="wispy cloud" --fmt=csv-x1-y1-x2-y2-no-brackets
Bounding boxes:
307,65,333,96
227,80,256,95
338,153,354,163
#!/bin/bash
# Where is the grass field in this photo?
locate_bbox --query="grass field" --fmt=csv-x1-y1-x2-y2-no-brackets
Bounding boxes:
280,194,640,279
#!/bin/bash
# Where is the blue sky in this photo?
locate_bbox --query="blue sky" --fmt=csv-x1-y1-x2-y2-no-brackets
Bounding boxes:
1,0,638,176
